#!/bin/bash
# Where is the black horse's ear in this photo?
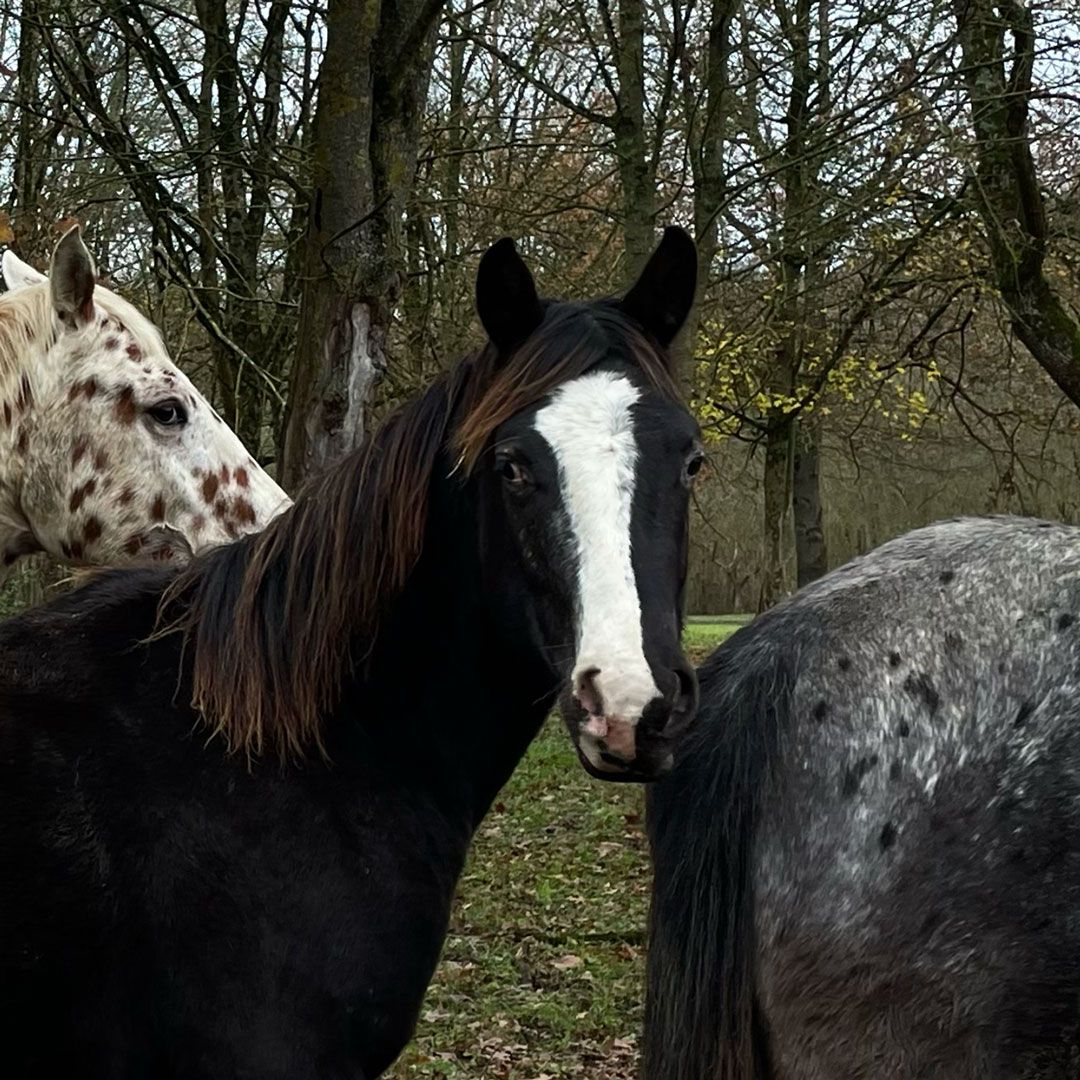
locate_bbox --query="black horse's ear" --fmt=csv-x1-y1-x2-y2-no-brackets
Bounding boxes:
476,237,543,353
620,226,697,346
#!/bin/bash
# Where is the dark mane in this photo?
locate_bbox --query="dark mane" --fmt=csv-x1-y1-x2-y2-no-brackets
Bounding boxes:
163,303,679,760
645,616,792,1080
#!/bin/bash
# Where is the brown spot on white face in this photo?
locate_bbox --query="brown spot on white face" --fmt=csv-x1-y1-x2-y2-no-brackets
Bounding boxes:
83,516,103,544
117,486,135,507
15,428,28,455
235,467,249,489
127,343,141,361
219,464,230,485
234,497,256,526
201,473,220,503
3,402,10,426
113,386,137,425
105,336,119,350
150,494,167,522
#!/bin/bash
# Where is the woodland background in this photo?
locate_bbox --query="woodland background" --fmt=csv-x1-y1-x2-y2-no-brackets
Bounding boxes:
3,0,1080,613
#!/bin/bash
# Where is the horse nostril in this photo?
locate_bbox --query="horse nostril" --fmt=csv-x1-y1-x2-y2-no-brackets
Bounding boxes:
575,667,603,716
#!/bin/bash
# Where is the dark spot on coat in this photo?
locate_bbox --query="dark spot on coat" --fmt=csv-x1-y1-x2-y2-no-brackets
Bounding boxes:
888,651,902,668
234,497,256,526
150,494,167,522
898,718,911,737
219,464,230,485
71,437,89,466
93,449,108,471
939,569,955,584
126,342,141,361
201,473,220,503
889,760,902,780
903,671,940,714
920,910,943,936
1013,701,1034,729
117,486,134,507
69,478,97,513
83,517,102,544
124,534,143,556
213,497,229,521
82,378,97,400
879,822,897,850
235,467,249,489
15,427,28,455
17,374,32,411
812,700,829,723
944,631,963,653
105,336,119,350
838,656,851,672
191,514,206,533
2,402,10,427
68,539,84,560
113,386,137,425
840,756,876,798
1057,614,1075,631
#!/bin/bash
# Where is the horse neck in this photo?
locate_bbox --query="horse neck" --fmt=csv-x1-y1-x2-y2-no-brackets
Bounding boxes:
341,474,555,826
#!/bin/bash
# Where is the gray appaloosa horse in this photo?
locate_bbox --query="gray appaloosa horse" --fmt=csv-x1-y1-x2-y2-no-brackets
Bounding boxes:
647,515,1080,1080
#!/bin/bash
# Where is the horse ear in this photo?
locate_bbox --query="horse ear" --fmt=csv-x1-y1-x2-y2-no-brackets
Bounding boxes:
49,226,97,327
1,250,47,292
620,226,698,347
476,237,543,353
141,525,195,565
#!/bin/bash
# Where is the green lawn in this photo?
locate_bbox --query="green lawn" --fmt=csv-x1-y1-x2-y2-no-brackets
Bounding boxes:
389,617,742,1079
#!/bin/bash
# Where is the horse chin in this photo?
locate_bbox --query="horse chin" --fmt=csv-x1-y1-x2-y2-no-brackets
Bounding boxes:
571,739,671,784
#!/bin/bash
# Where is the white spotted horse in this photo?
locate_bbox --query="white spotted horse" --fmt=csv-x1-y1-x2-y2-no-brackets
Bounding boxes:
647,516,1080,1079
0,227,702,1077
0,226,289,571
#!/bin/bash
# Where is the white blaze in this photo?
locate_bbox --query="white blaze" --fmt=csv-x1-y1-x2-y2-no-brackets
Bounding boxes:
534,370,661,723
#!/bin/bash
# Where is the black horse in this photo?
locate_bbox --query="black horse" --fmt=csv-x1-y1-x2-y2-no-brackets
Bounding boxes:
0,228,702,1079
646,516,1080,1079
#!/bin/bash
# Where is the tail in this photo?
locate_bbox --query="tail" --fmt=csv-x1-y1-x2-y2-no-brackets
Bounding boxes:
644,625,792,1080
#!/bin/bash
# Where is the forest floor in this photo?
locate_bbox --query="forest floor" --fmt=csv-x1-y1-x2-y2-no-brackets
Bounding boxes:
388,618,744,1080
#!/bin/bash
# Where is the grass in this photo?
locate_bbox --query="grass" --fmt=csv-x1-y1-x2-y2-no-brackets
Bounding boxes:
388,617,743,1079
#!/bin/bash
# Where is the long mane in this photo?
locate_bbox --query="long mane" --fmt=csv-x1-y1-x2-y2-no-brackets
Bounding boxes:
163,304,680,760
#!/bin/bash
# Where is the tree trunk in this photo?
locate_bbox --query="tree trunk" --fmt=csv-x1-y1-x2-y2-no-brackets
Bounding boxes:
613,0,654,283
684,0,736,376
951,0,1080,408
793,416,827,587
281,0,442,488
759,417,794,610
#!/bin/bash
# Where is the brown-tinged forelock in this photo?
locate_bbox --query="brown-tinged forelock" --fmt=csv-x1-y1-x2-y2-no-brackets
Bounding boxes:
160,302,681,761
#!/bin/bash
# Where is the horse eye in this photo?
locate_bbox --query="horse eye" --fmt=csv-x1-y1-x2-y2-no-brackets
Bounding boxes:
148,399,188,427
686,452,706,480
497,457,530,487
